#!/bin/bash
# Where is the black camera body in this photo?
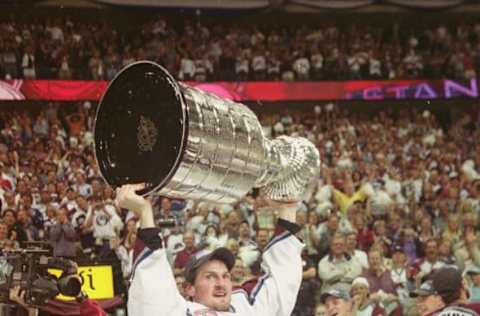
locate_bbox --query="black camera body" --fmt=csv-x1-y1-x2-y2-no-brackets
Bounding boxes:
0,248,82,306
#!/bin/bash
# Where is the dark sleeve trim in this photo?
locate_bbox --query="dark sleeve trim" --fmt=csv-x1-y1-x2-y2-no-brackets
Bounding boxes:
277,218,301,235
137,227,164,250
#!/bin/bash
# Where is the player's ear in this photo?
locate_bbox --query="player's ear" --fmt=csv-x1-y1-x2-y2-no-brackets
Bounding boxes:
185,283,195,298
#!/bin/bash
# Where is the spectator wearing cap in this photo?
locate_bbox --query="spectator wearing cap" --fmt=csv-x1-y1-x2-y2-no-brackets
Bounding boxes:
428,267,480,315
318,233,362,291
409,280,445,316
320,285,353,316
351,277,386,316
390,245,409,302
465,265,480,303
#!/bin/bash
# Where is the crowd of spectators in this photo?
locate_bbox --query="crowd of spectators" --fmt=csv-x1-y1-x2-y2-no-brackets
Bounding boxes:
0,99,478,315
1,15,480,82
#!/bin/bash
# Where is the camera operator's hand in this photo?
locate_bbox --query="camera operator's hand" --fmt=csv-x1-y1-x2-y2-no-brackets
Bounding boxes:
9,286,38,316
116,184,154,228
9,286,25,305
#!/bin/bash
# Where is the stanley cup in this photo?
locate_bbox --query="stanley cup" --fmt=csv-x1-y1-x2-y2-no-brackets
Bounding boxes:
94,61,320,204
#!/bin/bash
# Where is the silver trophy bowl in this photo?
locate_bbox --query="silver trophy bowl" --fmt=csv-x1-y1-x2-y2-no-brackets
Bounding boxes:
94,61,320,204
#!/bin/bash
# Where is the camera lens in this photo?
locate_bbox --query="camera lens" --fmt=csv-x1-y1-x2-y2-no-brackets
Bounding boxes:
58,275,82,297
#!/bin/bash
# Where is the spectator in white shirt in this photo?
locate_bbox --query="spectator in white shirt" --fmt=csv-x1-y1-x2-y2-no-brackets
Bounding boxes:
251,49,267,81
179,53,195,80
293,53,311,81
310,46,324,80
21,46,36,79
83,196,123,259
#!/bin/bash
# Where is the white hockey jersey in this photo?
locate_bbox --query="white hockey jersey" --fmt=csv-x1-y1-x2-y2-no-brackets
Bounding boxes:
128,222,304,316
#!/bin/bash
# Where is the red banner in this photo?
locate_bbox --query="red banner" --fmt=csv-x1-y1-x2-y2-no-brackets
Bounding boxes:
0,79,478,102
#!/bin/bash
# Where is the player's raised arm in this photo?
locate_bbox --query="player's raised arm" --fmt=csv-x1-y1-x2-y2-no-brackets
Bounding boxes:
116,184,187,316
244,199,304,316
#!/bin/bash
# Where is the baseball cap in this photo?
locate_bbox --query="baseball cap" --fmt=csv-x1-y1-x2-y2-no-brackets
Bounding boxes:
184,247,235,284
320,286,351,303
352,277,369,289
410,280,437,298
466,265,480,276
392,244,404,254
432,267,462,297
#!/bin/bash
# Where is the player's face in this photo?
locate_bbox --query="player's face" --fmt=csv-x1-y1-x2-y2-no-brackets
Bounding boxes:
190,260,232,311
324,296,352,316
416,295,444,316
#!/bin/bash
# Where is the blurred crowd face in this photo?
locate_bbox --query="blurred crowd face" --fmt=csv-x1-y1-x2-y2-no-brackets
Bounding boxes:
46,205,57,220
3,192,15,207
161,197,171,211
308,211,319,226
183,232,195,250
16,209,29,225
205,226,217,238
447,214,460,232
256,229,269,250
368,250,382,274
0,222,8,240
425,240,438,261
57,208,68,224
327,215,339,232
392,251,406,267
238,222,251,239
76,196,88,210
462,213,476,230
231,259,246,283
227,239,239,255
175,275,185,297
472,273,480,287
315,304,326,316
330,235,345,257
438,239,452,257
345,233,358,252
420,217,432,233
226,211,240,227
